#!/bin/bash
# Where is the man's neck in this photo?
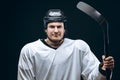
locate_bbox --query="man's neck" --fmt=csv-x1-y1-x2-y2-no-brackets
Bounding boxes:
45,38,64,48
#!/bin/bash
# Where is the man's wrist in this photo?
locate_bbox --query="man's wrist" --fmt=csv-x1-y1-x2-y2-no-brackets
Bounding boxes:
99,63,106,76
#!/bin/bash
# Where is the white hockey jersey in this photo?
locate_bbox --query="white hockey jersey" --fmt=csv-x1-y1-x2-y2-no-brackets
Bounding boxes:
18,38,106,80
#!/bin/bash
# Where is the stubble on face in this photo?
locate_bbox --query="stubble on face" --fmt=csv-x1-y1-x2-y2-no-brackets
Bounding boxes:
45,22,65,47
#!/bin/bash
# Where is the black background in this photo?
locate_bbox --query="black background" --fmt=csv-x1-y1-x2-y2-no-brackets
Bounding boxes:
1,0,120,80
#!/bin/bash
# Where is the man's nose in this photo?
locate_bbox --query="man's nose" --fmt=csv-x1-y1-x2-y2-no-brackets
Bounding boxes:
54,27,58,32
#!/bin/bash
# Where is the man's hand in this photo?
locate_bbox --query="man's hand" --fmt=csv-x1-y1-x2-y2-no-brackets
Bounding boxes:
102,55,114,70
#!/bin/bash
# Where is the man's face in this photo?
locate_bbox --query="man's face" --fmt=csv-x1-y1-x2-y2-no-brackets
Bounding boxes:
45,22,65,42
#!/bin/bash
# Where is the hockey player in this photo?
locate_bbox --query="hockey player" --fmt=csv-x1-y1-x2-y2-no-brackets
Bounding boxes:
17,9,114,80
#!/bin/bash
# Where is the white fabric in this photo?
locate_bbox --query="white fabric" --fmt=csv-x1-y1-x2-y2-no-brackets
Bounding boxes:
17,38,106,80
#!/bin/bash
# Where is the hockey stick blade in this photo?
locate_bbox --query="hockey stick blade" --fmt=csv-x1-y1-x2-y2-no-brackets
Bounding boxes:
77,1,106,25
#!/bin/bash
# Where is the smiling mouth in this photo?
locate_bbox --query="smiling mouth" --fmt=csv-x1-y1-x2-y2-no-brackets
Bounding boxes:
54,34,59,36
54,36,59,38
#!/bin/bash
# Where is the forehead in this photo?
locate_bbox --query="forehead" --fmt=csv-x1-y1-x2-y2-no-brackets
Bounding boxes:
47,22,64,26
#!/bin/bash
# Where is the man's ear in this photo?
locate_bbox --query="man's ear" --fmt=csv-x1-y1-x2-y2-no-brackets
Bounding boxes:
64,29,66,33
45,29,47,33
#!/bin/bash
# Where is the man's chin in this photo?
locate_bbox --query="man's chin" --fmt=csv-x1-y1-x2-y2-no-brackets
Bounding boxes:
49,38,63,43
51,39,61,42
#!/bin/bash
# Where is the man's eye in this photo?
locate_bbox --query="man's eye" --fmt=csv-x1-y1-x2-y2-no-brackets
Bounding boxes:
57,26,62,28
49,26,55,28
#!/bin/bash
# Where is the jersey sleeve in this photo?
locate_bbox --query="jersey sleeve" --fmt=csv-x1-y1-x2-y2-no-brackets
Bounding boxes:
17,45,35,80
77,40,106,80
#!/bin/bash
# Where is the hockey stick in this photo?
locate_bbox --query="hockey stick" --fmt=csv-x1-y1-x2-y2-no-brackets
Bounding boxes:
77,1,111,80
